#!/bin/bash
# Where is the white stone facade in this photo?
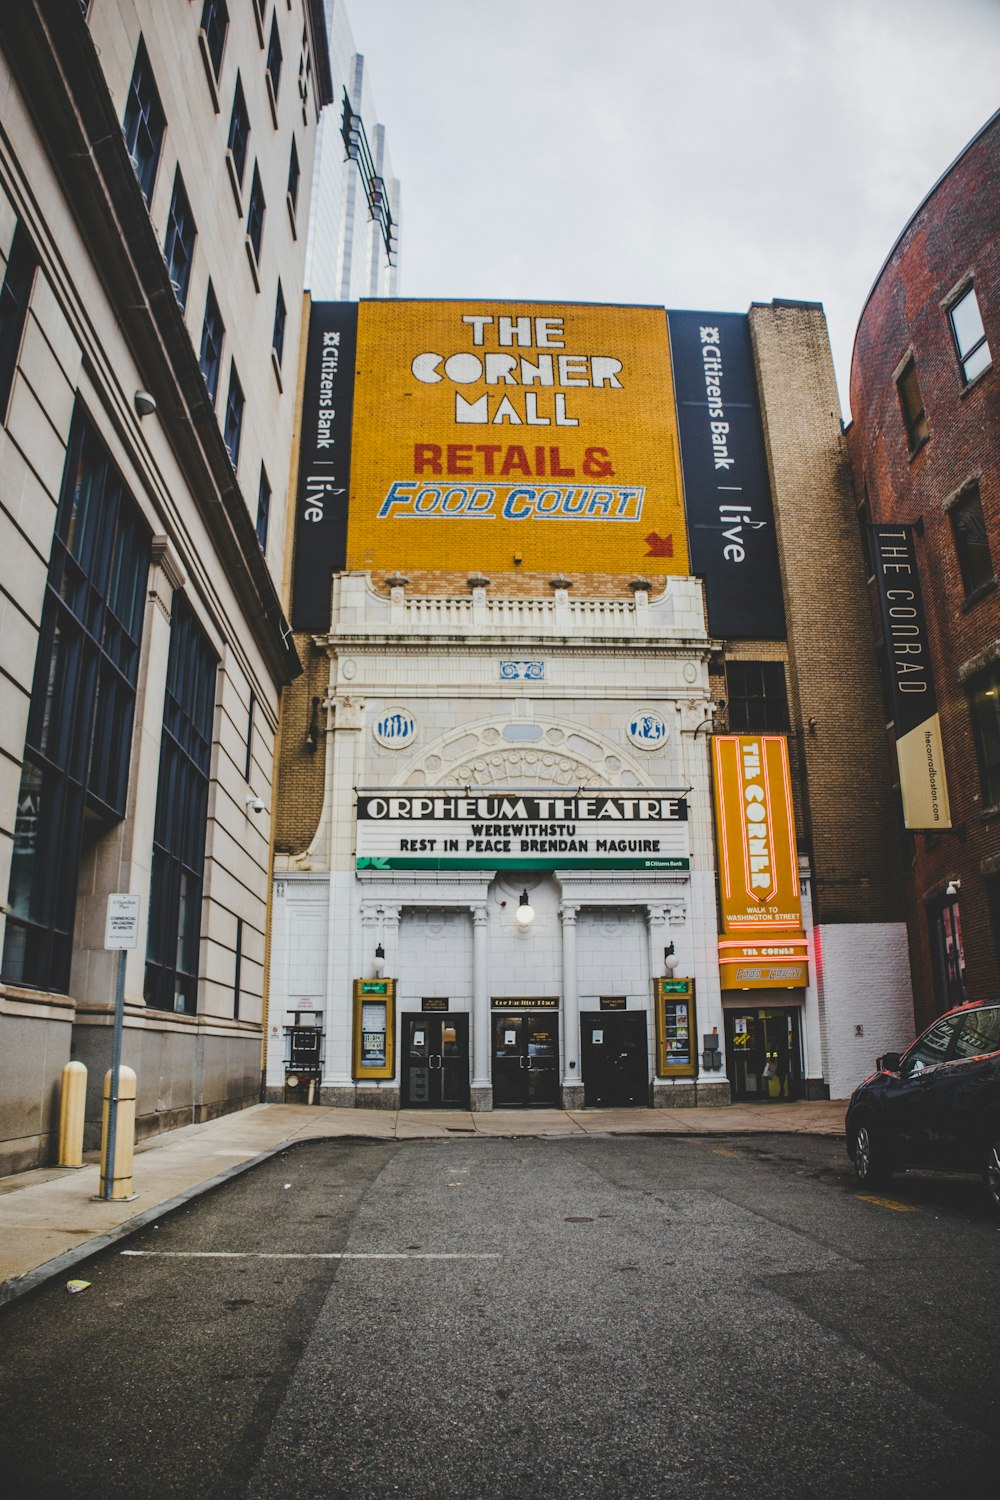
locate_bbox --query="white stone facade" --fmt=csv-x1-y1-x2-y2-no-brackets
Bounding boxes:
269,573,732,1108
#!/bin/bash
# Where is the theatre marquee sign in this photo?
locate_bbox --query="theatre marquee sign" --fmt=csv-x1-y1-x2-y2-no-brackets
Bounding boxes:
355,790,690,871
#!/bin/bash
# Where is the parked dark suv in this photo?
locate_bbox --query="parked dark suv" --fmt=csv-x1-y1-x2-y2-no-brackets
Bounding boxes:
845,998,1000,1215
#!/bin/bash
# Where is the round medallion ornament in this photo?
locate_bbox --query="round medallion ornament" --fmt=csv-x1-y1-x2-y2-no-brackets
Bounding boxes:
627,710,669,749
373,708,417,748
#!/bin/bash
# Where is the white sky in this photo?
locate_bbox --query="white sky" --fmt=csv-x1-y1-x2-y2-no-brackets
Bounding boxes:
347,0,999,415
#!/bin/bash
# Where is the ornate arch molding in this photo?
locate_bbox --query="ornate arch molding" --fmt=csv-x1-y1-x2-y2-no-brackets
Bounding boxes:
389,714,661,790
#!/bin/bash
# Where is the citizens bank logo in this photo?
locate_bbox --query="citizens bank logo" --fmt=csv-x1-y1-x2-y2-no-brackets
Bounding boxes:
373,709,416,748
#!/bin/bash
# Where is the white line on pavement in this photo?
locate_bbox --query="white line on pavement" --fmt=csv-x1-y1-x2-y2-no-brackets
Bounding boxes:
120,1250,502,1260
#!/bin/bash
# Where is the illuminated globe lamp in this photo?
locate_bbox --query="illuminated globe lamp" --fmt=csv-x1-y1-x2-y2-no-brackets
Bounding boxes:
664,942,679,973
515,890,536,929
373,943,386,977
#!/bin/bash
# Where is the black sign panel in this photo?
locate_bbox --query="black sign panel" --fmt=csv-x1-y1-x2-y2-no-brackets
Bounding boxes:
869,525,938,735
667,309,785,639
290,302,358,631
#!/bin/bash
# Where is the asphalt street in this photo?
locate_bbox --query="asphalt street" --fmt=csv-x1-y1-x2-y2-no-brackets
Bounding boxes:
1,1133,998,1500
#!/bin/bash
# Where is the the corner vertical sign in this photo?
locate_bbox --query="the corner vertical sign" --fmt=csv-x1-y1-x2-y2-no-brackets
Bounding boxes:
291,302,358,631
870,525,951,830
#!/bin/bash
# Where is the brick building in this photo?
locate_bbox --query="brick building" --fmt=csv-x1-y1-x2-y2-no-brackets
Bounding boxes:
847,109,1000,1029
268,296,908,1108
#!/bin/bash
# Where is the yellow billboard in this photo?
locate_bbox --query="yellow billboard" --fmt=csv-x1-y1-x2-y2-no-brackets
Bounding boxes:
346,301,688,577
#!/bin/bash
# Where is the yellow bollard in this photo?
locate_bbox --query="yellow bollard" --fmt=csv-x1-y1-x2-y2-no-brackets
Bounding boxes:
57,1060,87,1167
99,1065,137,1200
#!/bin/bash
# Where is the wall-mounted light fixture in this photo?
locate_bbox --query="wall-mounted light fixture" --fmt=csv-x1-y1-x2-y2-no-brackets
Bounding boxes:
134,390,156,417
515,890,535,929
373,943,386,977
664,941,679,973
945,879,961,897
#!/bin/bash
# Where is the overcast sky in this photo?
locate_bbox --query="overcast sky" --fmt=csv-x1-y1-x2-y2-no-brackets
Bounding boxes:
349,0,999,415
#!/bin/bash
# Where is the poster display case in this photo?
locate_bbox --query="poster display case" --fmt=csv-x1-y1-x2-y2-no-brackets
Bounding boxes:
654,977,697,1078
352,978,397,1080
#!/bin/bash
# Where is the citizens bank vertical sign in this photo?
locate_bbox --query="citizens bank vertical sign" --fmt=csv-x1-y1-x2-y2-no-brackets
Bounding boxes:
667,310,785,639
712,736,808,989
291,302,358,631
870,525,951,829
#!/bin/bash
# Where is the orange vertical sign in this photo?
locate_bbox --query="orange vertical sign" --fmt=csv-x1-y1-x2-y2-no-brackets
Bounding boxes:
712,736,807,987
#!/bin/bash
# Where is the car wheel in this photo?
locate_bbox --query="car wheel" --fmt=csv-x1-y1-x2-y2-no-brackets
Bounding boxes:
985,1137,1000,1219
852,1121,892,1187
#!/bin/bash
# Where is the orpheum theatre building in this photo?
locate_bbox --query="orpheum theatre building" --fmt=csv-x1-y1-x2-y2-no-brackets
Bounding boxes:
266,297,913,1110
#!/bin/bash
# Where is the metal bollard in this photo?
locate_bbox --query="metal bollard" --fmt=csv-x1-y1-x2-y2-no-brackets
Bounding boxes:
57,1060,87,1167
99,1065,137,1200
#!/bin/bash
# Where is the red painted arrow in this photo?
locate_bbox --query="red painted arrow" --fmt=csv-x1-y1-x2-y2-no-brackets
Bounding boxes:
644,532,673,557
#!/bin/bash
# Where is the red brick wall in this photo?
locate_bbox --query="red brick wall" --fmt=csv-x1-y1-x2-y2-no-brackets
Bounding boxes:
847,109,1000,1026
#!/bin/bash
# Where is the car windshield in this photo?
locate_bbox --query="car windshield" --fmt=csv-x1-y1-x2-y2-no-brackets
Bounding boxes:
902,1014,959,1074
953,1006,1000,1059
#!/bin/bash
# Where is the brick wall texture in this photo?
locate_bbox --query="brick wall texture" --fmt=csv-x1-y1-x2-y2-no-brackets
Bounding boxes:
750,300,906,927
847,108,1000,1027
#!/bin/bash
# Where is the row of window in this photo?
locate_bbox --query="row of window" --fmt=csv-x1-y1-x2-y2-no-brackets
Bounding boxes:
122,13,299,544
2,407,254,1013
897,283,992,455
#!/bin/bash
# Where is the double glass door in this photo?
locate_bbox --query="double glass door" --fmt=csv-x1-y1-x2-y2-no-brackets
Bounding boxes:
725,1008,802,1101
492,1011,560,1107
402,1014,469,1108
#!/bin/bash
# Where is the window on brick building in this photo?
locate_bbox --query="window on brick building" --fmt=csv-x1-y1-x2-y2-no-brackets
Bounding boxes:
951,484,995,600
928,895,966,1012
948,285,991,385
968,665,1000,809
897,358,928,454
725,661,790,733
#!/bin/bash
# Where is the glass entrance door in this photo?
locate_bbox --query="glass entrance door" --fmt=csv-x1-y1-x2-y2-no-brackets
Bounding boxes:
725,1007,802,1101
402,1014,469,1108
492,1011,560,1107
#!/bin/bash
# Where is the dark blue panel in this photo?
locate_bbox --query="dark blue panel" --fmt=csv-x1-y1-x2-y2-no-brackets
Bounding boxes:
291,301,358,632
667,309,785,639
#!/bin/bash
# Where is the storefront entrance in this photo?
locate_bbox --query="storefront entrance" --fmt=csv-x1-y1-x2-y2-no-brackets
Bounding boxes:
580,1012,649,1106
724,1007,802,1102
492,1009,560,1107
402,1013,469,1108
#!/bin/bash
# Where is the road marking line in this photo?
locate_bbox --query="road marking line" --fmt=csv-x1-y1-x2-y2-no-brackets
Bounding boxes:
712,1148,739,1158
856,1195,919,1213
120,1250,503,1260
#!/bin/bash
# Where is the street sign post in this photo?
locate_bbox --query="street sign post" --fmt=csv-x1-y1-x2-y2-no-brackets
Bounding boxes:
101,894,140,1202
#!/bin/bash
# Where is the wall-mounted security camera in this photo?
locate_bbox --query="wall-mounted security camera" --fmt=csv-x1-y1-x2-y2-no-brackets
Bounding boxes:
246,795,265,815
134,390,157,417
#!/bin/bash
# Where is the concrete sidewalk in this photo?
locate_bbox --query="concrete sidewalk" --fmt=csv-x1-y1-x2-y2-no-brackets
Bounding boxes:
0,1097,846,1306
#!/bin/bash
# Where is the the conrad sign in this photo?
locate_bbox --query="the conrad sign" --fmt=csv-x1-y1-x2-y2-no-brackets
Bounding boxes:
870,525,951,829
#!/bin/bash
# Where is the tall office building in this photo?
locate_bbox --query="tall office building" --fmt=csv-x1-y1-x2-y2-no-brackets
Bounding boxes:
305,1,400,300
0,0,332,1172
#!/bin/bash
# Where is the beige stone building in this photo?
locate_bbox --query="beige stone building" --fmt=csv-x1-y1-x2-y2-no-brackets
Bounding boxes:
0,0,331,1171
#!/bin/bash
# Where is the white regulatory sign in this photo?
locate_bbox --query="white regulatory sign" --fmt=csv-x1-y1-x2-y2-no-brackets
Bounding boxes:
105,893,141,951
